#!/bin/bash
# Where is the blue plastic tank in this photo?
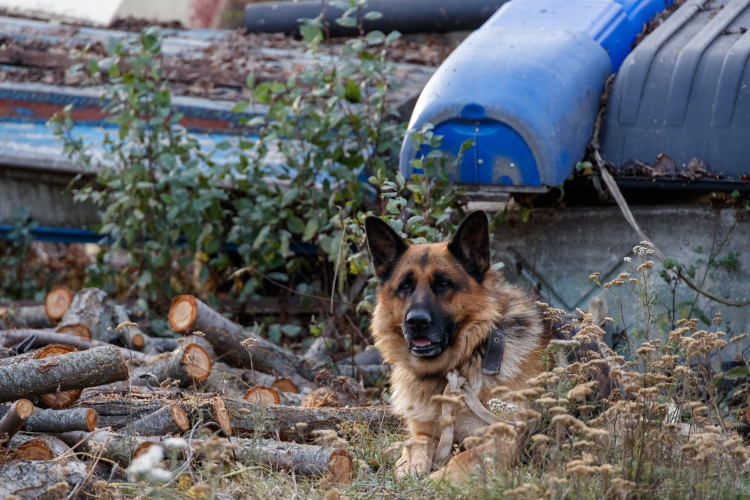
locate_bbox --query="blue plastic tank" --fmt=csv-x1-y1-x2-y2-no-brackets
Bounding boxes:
399,0,672,188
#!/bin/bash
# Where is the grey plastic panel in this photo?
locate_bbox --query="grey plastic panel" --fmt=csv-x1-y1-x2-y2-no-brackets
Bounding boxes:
601,0,750,178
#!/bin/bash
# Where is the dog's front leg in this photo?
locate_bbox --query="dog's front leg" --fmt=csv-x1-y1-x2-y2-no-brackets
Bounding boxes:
395,421,437,477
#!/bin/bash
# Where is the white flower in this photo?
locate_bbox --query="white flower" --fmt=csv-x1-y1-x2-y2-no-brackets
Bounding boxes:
623,257,632,263
488,399,519,414
163,437,187,450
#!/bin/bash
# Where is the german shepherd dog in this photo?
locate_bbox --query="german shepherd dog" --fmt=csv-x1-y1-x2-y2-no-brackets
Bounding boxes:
365,211,609,478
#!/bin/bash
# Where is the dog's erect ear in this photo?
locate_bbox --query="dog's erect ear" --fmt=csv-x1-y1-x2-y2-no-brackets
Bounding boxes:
448,210,491,280
365,216,408,280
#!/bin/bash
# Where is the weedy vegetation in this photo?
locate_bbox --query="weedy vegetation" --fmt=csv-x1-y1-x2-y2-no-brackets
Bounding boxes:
20,0,750,497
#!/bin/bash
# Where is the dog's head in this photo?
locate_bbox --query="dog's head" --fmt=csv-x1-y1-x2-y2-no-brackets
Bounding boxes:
366,211,502,372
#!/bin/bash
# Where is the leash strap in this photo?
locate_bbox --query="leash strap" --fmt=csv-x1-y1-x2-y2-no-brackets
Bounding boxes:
434,369,501,464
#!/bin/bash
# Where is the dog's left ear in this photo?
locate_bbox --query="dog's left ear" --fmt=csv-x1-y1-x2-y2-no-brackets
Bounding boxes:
448,210,491,280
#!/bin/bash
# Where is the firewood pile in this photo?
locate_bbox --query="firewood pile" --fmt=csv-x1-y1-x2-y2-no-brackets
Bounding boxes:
0,288,396,498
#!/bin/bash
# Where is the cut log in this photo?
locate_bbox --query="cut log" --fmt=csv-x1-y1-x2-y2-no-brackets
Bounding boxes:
301,336,336,374
0,305,53,329
250,440,353,483
58,429,159,467
0,399,34,444
169,295,310,386
0,344,84,409
223,397,400,441
8,432,78,461
14,439,54,461
73,393,171,429
56,288,129,342
125,404,189,437
245,386,281,405
300,387,341,408
0,328,156,364
0,460,88,499
0,344,129,406
44,286,74,322
245,387,305,406
129,339,212,388
306,369,367,407
201,362,299,397
140,336,180,355
336,362,390,386
0,405,97,433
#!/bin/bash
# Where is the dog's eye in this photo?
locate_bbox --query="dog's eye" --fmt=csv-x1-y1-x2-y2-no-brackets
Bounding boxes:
400,283,411,292
436,281,451,291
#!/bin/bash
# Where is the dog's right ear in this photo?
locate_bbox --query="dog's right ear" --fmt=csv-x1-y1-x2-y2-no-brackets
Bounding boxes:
365,216,408,280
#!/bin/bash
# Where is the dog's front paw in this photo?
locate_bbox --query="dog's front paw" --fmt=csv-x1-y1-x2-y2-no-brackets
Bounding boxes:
395,445,432,477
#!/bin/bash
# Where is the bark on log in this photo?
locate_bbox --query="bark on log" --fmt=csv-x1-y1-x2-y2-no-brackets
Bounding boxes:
201,361,299,396
0,460,87,499
44,286,74,322
207,436,353,483
0,399,33,444
8,432,78,461
306,369,367,407
169,295,310,386
0,328,156,364
0,304,53,329
124,404,189,437
300,387,341,408
56,288,129,342
0,344,129,406
336,362,391,386
140,336,180,355
301,336,335,374
0,405,97,433
0,344,84,409
58,429,159,467
223,397,400,441
125,339,212,389
73,394,170,429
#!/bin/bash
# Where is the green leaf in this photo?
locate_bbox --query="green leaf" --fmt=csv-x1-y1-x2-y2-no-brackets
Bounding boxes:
280,324,303,337
364,11,383,20
267,324,282,344
300,23,322,42
365,30,385,45
232,101,249,113
336,16,357,28
287,216,305,234
344,79,361,103
723,366,749,380
302,217,319,242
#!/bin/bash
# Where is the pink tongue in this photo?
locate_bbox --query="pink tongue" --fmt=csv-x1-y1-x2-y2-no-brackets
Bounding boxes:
412,338,432,348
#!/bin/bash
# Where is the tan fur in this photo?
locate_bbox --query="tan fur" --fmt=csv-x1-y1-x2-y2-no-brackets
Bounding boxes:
370,240,553,477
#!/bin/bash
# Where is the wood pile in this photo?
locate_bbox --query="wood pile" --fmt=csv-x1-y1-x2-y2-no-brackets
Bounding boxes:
0,288,395,498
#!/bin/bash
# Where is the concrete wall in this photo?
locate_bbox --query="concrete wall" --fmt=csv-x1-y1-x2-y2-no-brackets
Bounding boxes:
493,205,750,360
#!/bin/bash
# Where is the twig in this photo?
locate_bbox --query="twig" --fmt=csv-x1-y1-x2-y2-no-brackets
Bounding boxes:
231,266,355,306
595,152,750,308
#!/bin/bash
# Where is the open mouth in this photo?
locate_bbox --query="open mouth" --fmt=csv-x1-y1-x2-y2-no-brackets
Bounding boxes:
408,337,443,357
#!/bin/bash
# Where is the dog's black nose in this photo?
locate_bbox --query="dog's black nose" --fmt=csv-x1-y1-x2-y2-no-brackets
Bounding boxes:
406,310,431,333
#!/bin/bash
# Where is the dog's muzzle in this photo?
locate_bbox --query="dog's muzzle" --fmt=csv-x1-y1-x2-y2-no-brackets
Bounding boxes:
404,310,445,357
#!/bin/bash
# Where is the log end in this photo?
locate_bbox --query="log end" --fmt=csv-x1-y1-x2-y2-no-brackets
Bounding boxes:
85,408,98,432
15,439,54,461
170,404,190,431
56,324,92,340
211,397,232,436
33,345,83,409
45,286,74,321
182,344,212,381
271,378,298,394
15,399,34,420
328,449,354,484
169,295,198,332
244,386,281,406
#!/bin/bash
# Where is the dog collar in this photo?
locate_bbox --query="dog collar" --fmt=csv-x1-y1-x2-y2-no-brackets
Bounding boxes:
481,326,505,375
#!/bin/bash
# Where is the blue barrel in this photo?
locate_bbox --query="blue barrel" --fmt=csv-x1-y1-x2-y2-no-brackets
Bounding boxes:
399,0,672,188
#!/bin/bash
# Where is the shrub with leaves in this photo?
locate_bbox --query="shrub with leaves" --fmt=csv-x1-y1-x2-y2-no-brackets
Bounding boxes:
50,28,231,307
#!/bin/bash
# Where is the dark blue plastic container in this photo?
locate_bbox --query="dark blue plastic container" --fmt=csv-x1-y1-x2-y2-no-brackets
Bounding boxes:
399,0,672,188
